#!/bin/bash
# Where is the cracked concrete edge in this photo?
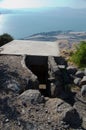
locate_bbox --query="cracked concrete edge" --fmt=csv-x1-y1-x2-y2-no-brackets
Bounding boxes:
21,54,38,81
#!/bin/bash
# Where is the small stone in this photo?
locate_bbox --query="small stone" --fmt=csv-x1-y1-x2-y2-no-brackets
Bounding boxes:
48,117,51,124
18,120,21,126
80,76,86,86
5,118,9,123
21,109,25,114
81,85,86,97
63,124,70,129
75,70,85,78
36,108,39,112
74,78,81,86
45,109,48,113
58,65,66,69
53,125,58,130
22,101,27,107
60,120,65,125
28,109,31,112
67,66,77,75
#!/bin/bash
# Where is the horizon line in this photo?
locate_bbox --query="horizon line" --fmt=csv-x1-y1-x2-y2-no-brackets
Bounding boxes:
1,6,86,10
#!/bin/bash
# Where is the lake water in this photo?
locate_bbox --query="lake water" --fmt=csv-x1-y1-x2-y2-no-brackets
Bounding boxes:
0,13,86,39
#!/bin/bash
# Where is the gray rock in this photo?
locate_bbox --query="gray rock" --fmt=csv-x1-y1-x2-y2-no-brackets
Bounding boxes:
57,101,71,113
74,78,81,86
80,76,86,86
18,89,45,104
4,80,20,93
61,108,82,128
81,85,86,97
4,118,9,123
59,121,69,129
47,117,51,124
75,70,85,78
67,66,77,75
74,100,86,129
58,65,66,69
23,122,37,130
17,120,21,126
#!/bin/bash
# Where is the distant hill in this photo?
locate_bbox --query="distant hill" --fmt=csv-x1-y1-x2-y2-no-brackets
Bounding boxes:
0,7,86,15
0,8,13,14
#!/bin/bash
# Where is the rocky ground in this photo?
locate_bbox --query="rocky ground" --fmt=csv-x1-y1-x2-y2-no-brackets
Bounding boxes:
0,53,86,130
0,30,86,130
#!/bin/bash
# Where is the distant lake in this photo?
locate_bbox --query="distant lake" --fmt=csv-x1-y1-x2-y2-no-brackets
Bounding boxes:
0,13,86,39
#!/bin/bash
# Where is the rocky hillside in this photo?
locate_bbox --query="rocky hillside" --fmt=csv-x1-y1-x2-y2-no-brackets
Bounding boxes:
0,54,86,130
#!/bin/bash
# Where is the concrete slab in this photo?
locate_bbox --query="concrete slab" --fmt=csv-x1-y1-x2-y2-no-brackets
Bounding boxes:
0,40,60,57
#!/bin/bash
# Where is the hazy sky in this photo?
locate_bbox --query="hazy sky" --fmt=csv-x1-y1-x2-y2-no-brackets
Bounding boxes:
0,0,86,9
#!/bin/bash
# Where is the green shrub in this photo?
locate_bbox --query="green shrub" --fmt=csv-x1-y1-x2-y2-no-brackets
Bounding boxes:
71,41,86,68
0,33,13,47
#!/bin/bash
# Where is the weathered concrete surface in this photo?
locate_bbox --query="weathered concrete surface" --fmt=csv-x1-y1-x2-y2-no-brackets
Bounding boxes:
0,40,60,56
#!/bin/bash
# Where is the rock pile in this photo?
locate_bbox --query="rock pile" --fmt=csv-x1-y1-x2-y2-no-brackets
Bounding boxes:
48,56,71,97
73,69,86,97
48,56,86,98
0,55,86,130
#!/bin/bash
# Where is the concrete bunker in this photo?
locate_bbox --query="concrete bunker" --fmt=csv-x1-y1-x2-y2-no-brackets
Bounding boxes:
25,55,68,97
0,40,60,97
25,55,49,95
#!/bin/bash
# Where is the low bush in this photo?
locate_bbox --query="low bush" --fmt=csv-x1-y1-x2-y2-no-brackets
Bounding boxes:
0,33,13,47
71,41,86,68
